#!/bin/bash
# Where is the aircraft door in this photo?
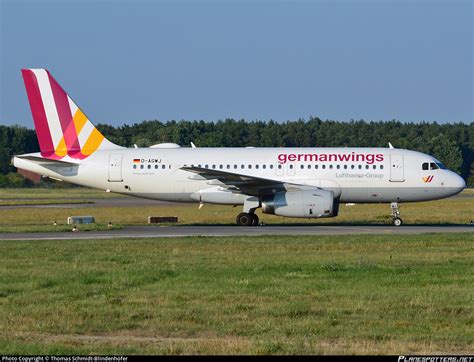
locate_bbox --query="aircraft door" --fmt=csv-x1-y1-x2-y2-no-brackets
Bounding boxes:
108,153,123,182
389,154,405,182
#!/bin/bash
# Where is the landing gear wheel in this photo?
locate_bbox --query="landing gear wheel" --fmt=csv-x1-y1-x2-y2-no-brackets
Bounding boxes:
393,217,403,226
251,214,259,226
236,212,253,226
390,202,403,227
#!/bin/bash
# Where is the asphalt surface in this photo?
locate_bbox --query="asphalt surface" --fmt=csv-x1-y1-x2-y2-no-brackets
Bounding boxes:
0,224,472,241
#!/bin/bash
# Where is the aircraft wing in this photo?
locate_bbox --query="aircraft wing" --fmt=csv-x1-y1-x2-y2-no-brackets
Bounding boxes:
180,166,312,196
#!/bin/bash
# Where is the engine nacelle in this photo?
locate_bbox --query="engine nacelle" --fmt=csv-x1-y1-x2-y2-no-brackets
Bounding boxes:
262,189,338,218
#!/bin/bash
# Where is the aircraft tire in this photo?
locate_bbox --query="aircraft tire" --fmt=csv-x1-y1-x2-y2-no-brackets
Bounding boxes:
393,217,403,226
236,212,253,226
251,214,259,226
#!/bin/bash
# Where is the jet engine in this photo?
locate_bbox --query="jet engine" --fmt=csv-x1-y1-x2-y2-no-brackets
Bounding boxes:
261,189,338,218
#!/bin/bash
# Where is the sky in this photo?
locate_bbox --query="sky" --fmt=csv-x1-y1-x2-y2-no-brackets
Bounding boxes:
1,0,472,127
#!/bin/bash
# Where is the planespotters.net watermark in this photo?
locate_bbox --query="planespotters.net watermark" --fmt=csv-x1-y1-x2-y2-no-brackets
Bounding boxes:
399,357,473,362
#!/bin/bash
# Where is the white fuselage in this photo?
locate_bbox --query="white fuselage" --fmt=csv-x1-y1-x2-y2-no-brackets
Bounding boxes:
14,147,466,204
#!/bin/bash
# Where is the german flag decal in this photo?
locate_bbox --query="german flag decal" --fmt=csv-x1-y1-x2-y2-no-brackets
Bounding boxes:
422,175,434,183
133,159,141,163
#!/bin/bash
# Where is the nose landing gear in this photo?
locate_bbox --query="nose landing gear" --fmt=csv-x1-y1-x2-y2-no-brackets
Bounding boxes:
391,202,403,226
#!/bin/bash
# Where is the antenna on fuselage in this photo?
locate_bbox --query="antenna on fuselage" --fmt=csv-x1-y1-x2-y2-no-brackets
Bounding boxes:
388,142,394,149
191,142,197,148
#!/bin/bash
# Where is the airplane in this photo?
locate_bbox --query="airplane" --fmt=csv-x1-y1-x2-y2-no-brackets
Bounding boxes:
12,69,466,226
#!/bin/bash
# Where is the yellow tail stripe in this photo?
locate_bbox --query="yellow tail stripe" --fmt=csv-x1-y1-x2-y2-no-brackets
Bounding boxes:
55,136,67,157
82,128,105,156
73,109,88,135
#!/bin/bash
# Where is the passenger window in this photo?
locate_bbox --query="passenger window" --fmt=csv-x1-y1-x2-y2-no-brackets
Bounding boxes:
315,165,318,169
289,165,293,169
351,165,355,169
300,165,304,169
219,165,223,169
155,165,158,169
248,165,252,169
162,164,165,169
212,165,216,169
278,165,282,169
308,165,311,169
263,165,266,169
380,165,384,170
270,165,274,169
133,165,137,169
256,165,259,169
344,165,347,169
241,165,245,169
365,165,369,169
422,162,429,170
322,165,326,169
358,165,362,169
140,165,144,169
430,162,438,170
373,165,376,169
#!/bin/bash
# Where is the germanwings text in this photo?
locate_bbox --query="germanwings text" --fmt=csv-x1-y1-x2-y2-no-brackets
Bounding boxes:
277,152,384,164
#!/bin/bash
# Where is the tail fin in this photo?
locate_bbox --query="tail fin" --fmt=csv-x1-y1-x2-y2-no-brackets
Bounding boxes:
21,69,120,159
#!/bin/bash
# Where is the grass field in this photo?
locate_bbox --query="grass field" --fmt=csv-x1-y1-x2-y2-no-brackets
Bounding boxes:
0,233,472,355
0,188,472,232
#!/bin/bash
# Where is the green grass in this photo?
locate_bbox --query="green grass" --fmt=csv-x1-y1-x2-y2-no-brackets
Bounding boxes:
0,233,472,354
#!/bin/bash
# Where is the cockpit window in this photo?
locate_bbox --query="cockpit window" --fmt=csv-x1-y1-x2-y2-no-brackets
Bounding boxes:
435,162,447,170
430,162,439,170
422,162,429,170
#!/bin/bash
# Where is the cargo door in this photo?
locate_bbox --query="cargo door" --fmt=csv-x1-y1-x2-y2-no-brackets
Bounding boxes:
108,153,123,182
389,154,405,182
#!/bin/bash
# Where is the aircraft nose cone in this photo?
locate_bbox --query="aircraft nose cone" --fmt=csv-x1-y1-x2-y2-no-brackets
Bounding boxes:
451,173,466,194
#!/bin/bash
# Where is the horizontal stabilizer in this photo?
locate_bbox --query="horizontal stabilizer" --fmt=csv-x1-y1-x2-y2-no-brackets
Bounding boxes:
13,154,80,167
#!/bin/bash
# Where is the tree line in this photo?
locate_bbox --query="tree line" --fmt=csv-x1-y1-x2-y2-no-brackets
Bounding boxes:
1,118,473,187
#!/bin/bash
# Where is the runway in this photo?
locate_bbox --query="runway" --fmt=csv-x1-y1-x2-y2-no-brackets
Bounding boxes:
0,224,472,241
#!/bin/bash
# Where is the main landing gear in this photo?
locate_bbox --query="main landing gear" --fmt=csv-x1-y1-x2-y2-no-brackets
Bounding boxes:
391,202,403,226
236,212,259,226
236,196,260,226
